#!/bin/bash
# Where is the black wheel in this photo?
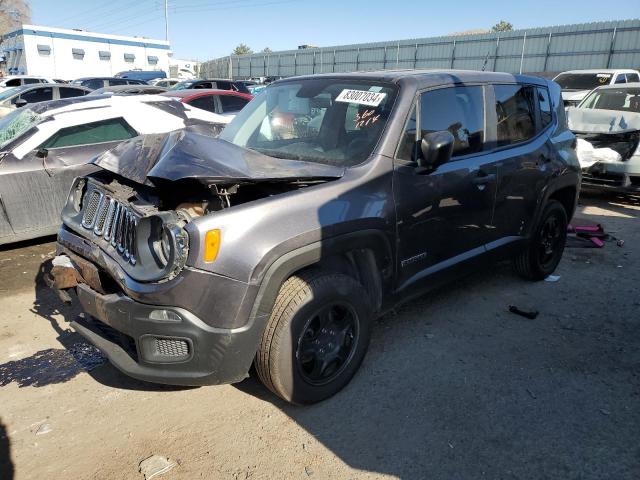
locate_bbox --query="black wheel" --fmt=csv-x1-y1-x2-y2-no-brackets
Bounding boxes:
514,200,568,281
255,270,373,405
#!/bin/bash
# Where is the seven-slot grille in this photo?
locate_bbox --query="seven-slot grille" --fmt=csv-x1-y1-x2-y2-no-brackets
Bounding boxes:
81,189,139,264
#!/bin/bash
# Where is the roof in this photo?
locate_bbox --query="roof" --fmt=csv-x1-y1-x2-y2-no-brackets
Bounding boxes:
277,69,548,88
27,94,177,116
558,69,639,74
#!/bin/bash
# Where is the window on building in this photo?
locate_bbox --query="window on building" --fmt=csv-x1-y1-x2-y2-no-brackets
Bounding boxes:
124,53,135,63
494,84,536,147
147,55,159,65
37,44,51,56
98,50,111,61
72,48,85,60
42,118,138,149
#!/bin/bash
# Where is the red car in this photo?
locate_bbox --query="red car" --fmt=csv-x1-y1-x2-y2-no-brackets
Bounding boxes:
161,89,253,117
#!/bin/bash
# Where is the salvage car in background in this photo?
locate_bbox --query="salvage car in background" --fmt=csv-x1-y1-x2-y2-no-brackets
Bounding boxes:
171,78,251,94
71,77,148,90
0,75,58,91
554,69,640,107
88,85,168,96
51,70,580,405
150,78,180,88
0,95,228,245
162,89,252,117
0,84,90,117
568,82,640,193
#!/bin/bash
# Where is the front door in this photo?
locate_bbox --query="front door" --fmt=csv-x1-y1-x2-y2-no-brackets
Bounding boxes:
393,85,498,291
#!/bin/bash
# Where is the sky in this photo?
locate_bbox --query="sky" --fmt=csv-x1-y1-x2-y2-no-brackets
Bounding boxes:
29,0,637,61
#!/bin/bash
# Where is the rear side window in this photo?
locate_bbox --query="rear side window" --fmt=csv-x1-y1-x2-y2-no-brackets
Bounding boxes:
187,95,216,113
614,74,627,84
627,73,640,83
537,87,552,128
23,78,41,85
18,87,53,104
5,79,20,86
85,79,104,90
219,94,249,113
494,84,536,147
194,82,212,89
419,85,485,158
109,79,128,86
59,87,87,98
215,81,232,90
42,118,137,149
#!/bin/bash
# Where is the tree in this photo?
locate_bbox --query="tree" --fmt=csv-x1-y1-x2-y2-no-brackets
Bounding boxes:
491,20,513,32
0,0,31,36
232,43,253,56
261,47,273,54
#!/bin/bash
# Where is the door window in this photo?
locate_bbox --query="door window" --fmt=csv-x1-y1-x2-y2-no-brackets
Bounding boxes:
85,79,104,90
194,82,212,89
42,118,137,149
187,96,216,113
626,72,640,83
494,84,536,147
59,87,87,98
536,87,552,128
109,79,128,86
419,85,485,158
5,79,21,87
219,94,249,113
215,81,232,90
23,78,41,85
614,74,627,84
16,87,53,104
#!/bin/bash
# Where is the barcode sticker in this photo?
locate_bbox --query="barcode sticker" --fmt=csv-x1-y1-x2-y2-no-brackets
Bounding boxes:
336,89,386,107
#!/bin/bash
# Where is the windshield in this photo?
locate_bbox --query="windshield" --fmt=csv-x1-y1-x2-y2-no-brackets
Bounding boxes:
554,73,613,90
220,79,398,167
172,80,195,90
579,87,640,112
0,107,43,149
0,86,24,102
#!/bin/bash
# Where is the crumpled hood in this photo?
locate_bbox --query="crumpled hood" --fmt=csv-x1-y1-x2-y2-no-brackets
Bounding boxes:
93,127,346,185
567,108,640,134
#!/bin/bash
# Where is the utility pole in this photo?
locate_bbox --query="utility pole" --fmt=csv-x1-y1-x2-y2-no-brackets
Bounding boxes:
164,0,169,41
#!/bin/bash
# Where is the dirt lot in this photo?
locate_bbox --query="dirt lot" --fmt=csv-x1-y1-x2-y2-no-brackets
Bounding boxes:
1,193,639,480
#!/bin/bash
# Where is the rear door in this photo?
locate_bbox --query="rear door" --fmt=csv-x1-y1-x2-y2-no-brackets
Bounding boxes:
219,94,250,115
488,83,558,245
393,84,498,291
15,86,53,105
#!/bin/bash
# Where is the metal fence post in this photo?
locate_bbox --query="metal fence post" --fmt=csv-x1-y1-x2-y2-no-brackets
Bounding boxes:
542,32,552,72
414,43,418,68
519,33,527,74
383,46,387,70
228,56,233,79
606,27,617,68
396,42,400,67
320,48,323,73
493,36,500,71
356,47,360,71
450,40,456,68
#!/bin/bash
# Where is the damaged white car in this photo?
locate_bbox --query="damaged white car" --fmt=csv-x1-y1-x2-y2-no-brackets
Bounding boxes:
554,69,640,108
567,83,640,193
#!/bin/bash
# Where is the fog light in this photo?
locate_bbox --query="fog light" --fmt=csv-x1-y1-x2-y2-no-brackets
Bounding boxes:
148,309,182,322
204,229,221,263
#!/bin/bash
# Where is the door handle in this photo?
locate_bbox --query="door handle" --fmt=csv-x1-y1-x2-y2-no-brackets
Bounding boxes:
472,173,496,185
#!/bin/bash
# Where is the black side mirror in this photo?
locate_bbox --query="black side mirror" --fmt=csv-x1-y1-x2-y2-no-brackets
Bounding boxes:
418,131,455,171
14,98,27,108
36,147,48,159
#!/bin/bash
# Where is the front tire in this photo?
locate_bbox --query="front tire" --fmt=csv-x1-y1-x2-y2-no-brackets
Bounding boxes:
514,200,568,280
255,270,373,405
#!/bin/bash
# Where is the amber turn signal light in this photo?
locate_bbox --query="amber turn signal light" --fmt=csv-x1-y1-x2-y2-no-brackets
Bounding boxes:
203,229,221,263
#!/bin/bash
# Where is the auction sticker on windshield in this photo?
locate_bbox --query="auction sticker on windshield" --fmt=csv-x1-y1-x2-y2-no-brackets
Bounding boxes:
336,89,386,107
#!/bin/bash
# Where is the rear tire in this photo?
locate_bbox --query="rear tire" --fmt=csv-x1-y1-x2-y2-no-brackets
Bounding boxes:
255,269,373,405
514,200,568,281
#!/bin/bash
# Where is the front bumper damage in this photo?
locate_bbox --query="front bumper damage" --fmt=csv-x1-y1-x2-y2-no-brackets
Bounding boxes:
50,230,263,386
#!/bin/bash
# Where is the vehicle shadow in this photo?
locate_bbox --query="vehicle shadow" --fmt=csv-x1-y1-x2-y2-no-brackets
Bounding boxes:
0,419,12,480
9,258,190,392
234,192,639,479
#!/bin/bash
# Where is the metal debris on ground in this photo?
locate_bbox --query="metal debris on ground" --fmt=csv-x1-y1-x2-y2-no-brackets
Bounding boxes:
508,305,539,320
35,423,52,435
139,455,176,480
544,275,561,282
567,223,624,248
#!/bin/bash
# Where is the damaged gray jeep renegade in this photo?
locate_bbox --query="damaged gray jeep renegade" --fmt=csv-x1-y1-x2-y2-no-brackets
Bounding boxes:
52,70,580,404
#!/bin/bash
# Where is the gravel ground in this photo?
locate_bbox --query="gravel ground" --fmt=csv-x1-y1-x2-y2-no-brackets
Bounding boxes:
0,193,639,480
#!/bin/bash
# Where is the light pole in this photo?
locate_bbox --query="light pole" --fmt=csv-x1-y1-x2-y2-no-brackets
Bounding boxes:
164,0,169,41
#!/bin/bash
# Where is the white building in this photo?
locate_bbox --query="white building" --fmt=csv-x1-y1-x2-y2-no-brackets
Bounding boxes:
1,24,171,80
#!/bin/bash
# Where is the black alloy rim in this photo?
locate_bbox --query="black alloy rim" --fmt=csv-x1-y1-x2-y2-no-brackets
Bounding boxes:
296,302,359,386
538,214,563,268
